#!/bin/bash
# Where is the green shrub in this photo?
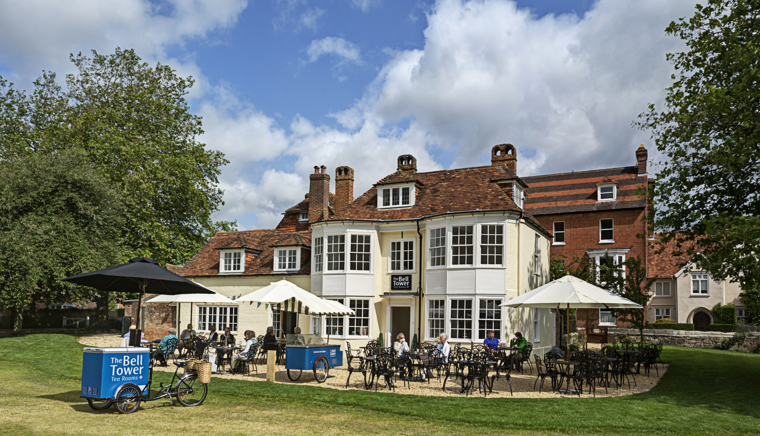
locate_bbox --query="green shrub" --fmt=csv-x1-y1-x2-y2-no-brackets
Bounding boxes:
715,331,747,350
654,317,676,324
709,324,736,332
712,303,737,325
646,322,695,331
377,333,384,348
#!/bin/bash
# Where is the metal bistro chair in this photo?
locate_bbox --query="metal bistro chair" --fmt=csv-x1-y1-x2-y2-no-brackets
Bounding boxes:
190,336,208,360
462,353,490,397
154,337,179,366
442,347,471,392
345,341,369,388
488,353,514,396
533,355,551,393
518,342,534,374
241,344,259,375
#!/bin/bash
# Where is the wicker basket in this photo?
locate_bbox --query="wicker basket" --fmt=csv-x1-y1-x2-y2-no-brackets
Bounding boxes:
195,360,212,384
185,358,198,374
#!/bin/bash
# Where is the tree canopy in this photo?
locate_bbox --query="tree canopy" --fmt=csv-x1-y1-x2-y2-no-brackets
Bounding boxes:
0,48,233,267
0,150,125,331
637,0,760,290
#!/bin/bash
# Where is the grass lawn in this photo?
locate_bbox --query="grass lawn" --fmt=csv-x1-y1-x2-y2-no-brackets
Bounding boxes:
0,334,758,435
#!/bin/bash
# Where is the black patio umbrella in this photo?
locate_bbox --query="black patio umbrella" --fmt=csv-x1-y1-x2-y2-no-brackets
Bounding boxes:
62,257,213,339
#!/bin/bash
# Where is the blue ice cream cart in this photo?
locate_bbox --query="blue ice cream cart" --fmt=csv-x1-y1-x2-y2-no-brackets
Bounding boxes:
284,334,342,383
81,345,209,413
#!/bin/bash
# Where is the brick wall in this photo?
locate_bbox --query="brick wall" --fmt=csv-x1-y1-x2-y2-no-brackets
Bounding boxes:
124,296,176,340
275,212,309,232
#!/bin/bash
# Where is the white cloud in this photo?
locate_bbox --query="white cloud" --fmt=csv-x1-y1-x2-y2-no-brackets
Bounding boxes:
307,37,362,65
347,0,380,12
300,8,325,31
0,0,247,83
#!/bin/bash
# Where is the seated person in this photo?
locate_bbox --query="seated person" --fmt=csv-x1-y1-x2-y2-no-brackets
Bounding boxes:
177,323,196,353
437,333,451,364
122,324,146,345
263,326,278,351
220,326,235,346
206,324,218,344
393,332,410,357
508,332,527,371
230,330,258,375
483,330,501,356
153,328,178,366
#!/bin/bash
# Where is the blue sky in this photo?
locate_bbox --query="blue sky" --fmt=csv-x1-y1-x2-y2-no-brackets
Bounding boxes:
0,0,698,230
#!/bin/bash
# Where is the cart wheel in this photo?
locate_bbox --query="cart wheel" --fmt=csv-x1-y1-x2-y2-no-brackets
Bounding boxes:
176,374,208,407
86,398,113,411
114,383,142,414
313,356,329,383
287,369,302,381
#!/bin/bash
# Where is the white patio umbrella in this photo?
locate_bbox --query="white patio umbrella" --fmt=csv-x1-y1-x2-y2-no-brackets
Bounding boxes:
501,274,642,360
237,280,354,343
148,284,235,330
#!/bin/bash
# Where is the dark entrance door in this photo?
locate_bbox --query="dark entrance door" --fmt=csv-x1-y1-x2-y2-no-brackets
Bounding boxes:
282,311,298,336
694,311,711,331
391,307,411,346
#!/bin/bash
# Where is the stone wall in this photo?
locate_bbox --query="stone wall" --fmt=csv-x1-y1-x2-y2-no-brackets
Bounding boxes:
609,328,760,353
124,297,176,341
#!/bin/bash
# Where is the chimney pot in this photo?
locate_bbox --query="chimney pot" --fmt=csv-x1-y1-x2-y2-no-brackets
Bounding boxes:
314,166,319,174
335,166,355,212
636,144,648,175
397,155,417,173
492,143,517,173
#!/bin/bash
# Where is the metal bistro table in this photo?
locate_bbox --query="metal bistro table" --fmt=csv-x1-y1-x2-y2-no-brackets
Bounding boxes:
551,360,580,395
284,334,342,383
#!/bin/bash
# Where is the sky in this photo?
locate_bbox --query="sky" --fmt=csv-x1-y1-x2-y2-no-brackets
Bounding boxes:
0,0,699,230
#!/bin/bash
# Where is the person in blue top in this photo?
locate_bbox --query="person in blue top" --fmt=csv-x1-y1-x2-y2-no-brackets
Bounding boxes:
483,330,501,356
153,327,178,366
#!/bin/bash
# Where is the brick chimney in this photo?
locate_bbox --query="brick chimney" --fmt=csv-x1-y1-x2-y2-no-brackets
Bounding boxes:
335,166,354,212
309,165,330,223
636,144,648,175
492,143,517,174
397,155,417,173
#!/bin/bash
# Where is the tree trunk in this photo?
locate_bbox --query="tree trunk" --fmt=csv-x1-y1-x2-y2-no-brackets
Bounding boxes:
12,310,22,336
94,290,109,329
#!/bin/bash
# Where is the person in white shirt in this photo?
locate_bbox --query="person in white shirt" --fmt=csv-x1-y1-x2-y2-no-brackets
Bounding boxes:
393,332,410,357
437,333,451,364
230,330,258,375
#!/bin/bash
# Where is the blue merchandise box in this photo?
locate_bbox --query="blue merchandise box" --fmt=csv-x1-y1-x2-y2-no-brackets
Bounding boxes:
81,347,150,400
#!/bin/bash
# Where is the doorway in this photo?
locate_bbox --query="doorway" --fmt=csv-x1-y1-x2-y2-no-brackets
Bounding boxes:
390,307,411,346
693,311,711,331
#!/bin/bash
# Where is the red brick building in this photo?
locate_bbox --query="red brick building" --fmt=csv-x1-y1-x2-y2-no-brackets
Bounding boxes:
522,144,652,334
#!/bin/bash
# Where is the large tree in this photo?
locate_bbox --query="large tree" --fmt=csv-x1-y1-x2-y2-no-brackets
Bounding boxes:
0,150,125,333
0,48,233,266
638,0,760,290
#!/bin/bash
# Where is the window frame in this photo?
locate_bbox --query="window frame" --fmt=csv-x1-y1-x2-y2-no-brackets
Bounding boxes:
298,212,308,223
599,218,614,243
655,282,671,297
427,299,446,340
273,247,300,272
737,308,746,322
449,298,474,340
597,184,617,202
326,234,346,272
598,309,616,327
349,234,372,272
691,273,709,295
197,305,238,333
318,297,373,338
389,238,416,273
479,224,504,266
477,298,502,341
428,227,447,268
553,221,565,245
533,234,542,275
451,225,474,266
654,308,671,321
513,183,524,209
313,237,323,273
377,183,415,209
219,250,245,274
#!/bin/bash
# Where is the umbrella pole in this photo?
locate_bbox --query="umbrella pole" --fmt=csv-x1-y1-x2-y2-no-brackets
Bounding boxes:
566,303,570,362
135,281,145,343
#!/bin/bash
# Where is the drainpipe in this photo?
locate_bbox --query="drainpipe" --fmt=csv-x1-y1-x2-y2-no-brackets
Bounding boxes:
417,219,424,346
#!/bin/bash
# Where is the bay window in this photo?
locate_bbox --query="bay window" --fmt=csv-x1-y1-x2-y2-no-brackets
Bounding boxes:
451,225,473,266
327,235,345,271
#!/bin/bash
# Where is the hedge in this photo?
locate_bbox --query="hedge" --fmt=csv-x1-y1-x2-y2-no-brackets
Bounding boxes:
645,323,695,331
709,324,736,332
712,303,737,325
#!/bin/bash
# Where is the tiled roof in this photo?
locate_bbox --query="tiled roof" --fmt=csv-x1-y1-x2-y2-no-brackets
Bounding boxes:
285,193,336,212
647,233,696,278
522,166,648,215
330,165,549,234
167,229,312,277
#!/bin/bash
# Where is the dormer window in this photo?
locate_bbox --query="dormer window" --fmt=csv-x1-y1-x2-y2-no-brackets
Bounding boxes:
274,247,301,272
298,212,308,223
512,183,524,208
219,250,244,274
378,184,415,209
597,184,616,201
